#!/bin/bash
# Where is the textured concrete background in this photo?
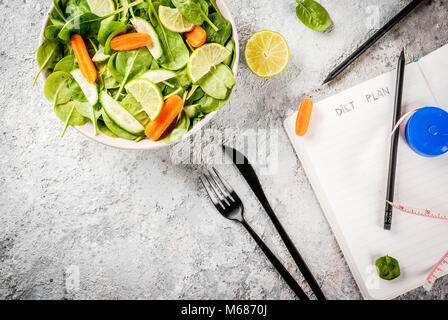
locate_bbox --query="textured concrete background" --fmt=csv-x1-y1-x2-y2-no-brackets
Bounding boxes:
1,0,447,300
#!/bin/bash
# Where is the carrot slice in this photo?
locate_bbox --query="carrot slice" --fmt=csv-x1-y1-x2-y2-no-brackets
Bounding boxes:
110,33,152,51
145,95,184,141
71,34,97,84
295,98,313,136
185,26,207,48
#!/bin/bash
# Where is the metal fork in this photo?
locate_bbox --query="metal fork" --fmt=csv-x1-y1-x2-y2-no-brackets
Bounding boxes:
200,168,309,300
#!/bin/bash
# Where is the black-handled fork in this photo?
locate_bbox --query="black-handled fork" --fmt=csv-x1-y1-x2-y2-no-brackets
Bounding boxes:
200,168,309,300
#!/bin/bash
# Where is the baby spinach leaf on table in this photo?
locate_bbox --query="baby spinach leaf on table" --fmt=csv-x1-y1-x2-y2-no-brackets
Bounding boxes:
172,0,218,31
53,0,67,21
160,111,190,143
203,12,232,45
33,40,62,85
295,0,331,32
101,110,140,140
120,94,150,126
375,255,400,280
114,47,153,99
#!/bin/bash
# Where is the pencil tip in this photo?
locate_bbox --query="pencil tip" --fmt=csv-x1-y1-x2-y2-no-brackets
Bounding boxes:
323,76,332,85
400,49,405,59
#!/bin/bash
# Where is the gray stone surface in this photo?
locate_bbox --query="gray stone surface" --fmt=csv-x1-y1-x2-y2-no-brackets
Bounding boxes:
1,0,447,300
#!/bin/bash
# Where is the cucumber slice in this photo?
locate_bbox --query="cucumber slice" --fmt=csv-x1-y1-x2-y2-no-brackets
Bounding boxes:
100,91,144,135
223,39,235,66
92,46,110,62
131,17,163,60
198,64,235,100
139,69,177,83
184,104,202,119
71,69,99,106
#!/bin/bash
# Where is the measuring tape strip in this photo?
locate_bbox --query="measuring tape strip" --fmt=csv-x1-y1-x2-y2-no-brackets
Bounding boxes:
387,201,448,220
387,201,448,291
423,251,448,291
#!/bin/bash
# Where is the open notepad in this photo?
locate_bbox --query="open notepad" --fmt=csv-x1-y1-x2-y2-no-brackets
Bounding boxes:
284,44,448,300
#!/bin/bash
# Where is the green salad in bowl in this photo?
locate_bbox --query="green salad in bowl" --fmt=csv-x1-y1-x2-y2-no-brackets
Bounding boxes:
36,0,238,149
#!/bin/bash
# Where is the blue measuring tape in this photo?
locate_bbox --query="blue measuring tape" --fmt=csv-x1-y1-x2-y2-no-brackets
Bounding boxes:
405,107,448,157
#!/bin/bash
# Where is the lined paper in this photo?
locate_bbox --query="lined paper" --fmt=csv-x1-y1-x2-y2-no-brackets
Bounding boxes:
285,45,448,299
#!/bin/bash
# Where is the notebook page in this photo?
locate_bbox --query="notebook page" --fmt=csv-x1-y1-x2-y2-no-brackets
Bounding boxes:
417,44,448,106
285,61,448,300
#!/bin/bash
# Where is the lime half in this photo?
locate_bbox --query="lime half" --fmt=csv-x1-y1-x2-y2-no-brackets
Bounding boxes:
187,44,231,83
125,79,164,121
159,6,195,33
245,30,289,77
87,0,115,20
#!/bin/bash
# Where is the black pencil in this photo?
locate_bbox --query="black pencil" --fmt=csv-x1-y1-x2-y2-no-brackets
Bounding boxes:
323,0,426,84
384,50,405,231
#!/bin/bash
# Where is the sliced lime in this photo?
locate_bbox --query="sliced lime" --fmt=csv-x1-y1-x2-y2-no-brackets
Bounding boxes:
245,30,289,77
125,79,164,120
187,43,231,83
159,6,195,33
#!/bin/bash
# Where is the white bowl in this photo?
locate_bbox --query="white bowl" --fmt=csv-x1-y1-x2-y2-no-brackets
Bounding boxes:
41,0,239,150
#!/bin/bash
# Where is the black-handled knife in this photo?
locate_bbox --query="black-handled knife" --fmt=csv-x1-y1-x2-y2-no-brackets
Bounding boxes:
223,145,326,300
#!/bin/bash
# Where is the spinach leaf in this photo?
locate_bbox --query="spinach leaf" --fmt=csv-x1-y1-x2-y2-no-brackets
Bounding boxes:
186,85,204,104
98,120,119,137
198,94,226,113
375,255,400,280
53,0,67,22
172,0,218,31
55,101,88,137
33,40,62,85
207,0,221,15
44,71,73,107
64,0,90,18
69,80,89,102
45,24,64,40
160,111,190,143
98,20,128,54
158,27,189,70
203,12,231,45
295,0,331,32
113,47,153,98
54,55,78,73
